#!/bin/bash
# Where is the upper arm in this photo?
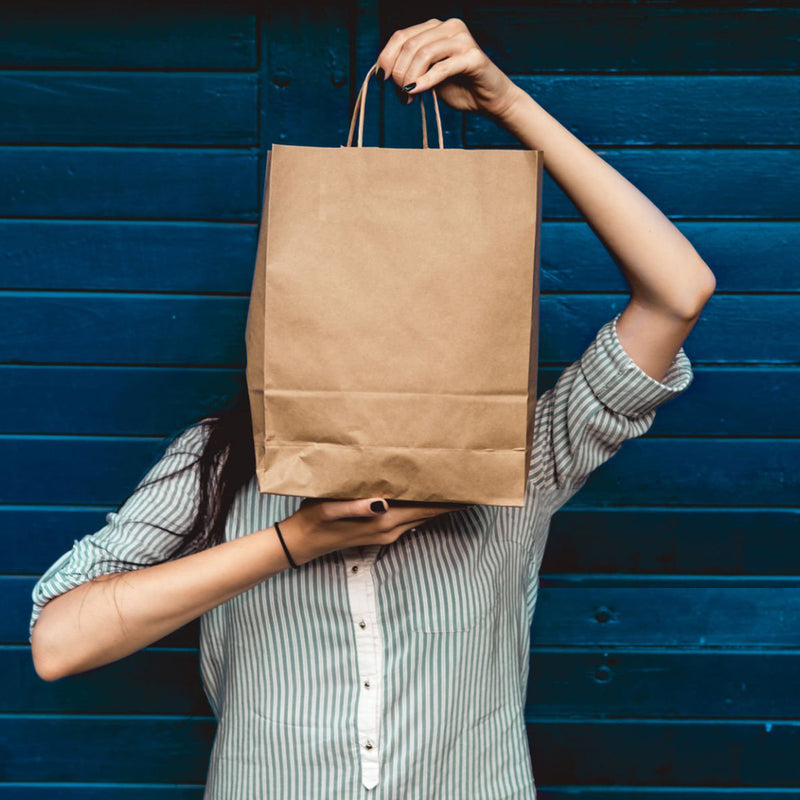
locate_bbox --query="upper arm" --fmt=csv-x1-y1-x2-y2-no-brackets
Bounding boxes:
527,311,695,512
615,297,704,383
28,422,212,642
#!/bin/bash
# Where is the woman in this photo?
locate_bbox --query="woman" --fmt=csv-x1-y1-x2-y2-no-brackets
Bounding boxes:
29,18,715,799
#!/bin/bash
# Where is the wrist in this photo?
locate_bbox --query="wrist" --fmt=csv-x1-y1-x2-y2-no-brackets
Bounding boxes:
272,513,316,568
490,81,529,127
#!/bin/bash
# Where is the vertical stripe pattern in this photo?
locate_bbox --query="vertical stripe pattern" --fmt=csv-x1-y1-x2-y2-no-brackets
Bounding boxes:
29,312,694,798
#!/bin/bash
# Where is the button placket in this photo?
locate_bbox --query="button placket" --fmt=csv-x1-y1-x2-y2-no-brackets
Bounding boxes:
343,547,384,789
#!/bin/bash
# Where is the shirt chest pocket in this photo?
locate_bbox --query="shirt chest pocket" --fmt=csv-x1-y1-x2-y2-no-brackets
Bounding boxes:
390,528,516,634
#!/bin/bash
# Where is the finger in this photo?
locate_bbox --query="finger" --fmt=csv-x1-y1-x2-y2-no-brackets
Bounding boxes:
383,505,464,526
319,497,387,521
393,24,470,91
399,520,425,535
402,49,481,96
386,519,427,542
377,18,442,82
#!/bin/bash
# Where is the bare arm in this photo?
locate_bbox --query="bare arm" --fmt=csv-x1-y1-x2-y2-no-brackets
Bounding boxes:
31,496,457,681
31,524,295,682
379,17,717,382
493,85,716,381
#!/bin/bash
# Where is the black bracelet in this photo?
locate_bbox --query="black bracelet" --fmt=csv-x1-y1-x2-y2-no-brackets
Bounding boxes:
274,520,299,569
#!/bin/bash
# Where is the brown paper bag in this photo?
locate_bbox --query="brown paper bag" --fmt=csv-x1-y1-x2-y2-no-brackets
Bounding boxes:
245,62,542,506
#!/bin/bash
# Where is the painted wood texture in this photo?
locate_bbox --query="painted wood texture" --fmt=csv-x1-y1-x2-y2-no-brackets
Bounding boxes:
2,365,797,435
2,146,796,219
2,435,798,507
0,72,259,145
2,220,798,292
6,643,800,718
2,0,798,796
5,508,800,576
1,293,795,365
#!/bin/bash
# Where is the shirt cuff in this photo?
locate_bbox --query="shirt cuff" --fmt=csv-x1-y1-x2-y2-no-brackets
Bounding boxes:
579,312,694,418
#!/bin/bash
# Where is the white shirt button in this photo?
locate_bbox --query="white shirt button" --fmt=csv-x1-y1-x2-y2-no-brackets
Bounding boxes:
365,740,374,750
351,565,359,573
364,681,370,689
358,619,366,628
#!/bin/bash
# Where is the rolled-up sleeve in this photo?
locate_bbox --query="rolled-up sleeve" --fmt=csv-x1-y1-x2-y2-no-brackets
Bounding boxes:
28,422,211,642
528,312,694,510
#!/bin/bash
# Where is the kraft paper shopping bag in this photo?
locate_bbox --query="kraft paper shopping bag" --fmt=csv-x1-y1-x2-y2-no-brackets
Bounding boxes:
245,61,542,506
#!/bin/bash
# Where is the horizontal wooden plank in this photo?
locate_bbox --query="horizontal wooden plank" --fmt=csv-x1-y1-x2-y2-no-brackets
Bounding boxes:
2,508,121,574
544,509,800,576
0,72,258,145
1,221,258,292
0,148,258,220
529,149,797,220
538,577,800,588
466,76,800,146
5,507,800,576
0,294,795,366
0,5,255,69
1,717,799,784
0,717,215,782
563,438,799,508
0,367,243,435
0,435,796,507
10,580,800,647
530,588,800,647
0,364,796,436
5,576,199,647
534,221,800,294
5,645,800,719
1,647,210,715
0,437,162,507
435,2,800,73
1,148,796,220
0,787,792,798
527,649,800,719
0,789,202,799
0,294,250,366
526,719,800,786
4,220,796,293
539,294,796,364
540,366,800,437
537,792,800,800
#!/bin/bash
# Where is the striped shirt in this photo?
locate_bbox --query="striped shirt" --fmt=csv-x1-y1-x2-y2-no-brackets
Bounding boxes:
29,312,694,799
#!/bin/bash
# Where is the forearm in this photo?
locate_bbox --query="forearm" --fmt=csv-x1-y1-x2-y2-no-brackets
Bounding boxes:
31,525,291,681
496,86,716,317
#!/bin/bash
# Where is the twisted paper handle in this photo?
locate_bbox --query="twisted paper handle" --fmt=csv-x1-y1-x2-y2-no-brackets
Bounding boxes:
345,61,444,149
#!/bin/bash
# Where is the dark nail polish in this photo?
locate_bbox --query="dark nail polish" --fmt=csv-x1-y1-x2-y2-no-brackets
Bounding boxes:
370,500,387,514
403,82,416,92
376,66,385,81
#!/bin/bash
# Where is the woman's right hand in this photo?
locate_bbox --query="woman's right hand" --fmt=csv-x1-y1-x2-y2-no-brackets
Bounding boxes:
276,497,466,565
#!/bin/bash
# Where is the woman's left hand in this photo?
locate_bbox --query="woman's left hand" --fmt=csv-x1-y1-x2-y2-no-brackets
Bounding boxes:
376,17,523,120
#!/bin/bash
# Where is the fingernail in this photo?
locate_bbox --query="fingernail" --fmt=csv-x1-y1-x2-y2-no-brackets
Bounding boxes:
370,500,387,514
395,83,413,105
376,66,385,81
403,82,416,92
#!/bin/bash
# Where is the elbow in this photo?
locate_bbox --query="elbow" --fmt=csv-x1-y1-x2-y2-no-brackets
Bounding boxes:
33,661,63,683
31,623,64,682
687,266,716,319
30,602,75,682
670,261,717,321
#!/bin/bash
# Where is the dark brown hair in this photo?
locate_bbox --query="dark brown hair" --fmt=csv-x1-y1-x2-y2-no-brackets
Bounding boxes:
103,382,255,569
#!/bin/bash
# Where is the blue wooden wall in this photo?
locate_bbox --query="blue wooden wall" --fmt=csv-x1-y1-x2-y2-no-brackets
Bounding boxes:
2,1,799,796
